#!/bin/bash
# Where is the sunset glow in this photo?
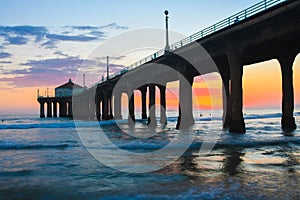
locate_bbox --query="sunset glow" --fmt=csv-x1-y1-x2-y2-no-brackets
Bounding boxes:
0,0,299,115
1,55,299,114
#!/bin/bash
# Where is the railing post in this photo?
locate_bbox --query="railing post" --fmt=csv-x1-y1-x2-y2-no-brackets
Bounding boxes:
264,0,267,9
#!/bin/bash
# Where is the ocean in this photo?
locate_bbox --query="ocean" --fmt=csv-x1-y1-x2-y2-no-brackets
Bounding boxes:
0,109,299,199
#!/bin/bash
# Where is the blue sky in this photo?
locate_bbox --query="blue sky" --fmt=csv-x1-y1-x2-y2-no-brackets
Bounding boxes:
1,0,260,34
0,0,262,89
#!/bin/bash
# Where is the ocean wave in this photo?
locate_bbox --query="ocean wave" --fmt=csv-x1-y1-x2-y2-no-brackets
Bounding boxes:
0,143,78,150
244,112,282,120
0,119,129,130
0,169,33,176
108,135,300,151
191,137,300,150
0,111,293,130
0,122,76,130
116,140,169,150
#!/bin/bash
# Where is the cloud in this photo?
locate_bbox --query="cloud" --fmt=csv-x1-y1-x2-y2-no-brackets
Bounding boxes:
7,36,29,45
99,23,128,30
0,23,127,47
53,51,69,57
0,74,69,88
0,25,48,45
0,57,89,87
20,57,87,73
0,61,12,64
46,34,98,42
67,23,128,31
66,25,99,31
1,56,126,87
0,23,129,88
88,31,105,37
41,40,58,49
0,52,11,59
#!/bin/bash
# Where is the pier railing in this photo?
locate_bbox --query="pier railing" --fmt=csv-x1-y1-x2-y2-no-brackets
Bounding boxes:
106,0,286,81
37,88,55,98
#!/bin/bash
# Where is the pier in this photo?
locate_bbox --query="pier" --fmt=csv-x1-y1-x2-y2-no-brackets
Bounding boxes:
38,0,300,133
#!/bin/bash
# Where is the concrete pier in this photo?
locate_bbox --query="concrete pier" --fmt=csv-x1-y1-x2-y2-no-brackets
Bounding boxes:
140,86,148,120
68,101,72,118
40,102,45,118
222,74,231,129
102,92,109,120
113,93,122,120
46,102,52,118
158,84,167,125
108,92,113,119
148,84,157,126
53,102,57,118
128,90,135,125
176,76,194,129
227,53,245,133
278,54,297,131
96,98,101,121
38,0,300,133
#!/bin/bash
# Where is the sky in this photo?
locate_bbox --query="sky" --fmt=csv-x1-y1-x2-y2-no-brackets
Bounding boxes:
0,0,299,114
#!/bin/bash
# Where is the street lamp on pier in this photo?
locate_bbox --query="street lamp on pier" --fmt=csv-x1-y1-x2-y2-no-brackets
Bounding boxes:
106,56,109,81
164,10,170,52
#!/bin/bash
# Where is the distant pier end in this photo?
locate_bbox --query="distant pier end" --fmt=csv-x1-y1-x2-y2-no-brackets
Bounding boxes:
37,79,84,118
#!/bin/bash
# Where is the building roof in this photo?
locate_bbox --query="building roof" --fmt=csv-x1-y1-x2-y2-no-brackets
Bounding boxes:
55,79,83,89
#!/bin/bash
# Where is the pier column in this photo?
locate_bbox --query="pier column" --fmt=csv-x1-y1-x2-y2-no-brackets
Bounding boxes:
158,85,167,125
68,101,73,118
140,86,147,119
113,92,122,120
228,53,245,133
87,98,93,120
47,101,52,118
128,90,135,125
63,101,68,117
53,102,57,117
108,92,113,119
102,92,109,120
176,76,194,129
96,98,101,121
59,101,67,117
278,54,297,130
222,74,231,128
59,101,63,117
40,102,45,118
148,84,157,126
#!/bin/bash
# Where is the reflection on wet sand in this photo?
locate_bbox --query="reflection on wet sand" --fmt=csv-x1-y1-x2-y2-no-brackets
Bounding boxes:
221,148,245,176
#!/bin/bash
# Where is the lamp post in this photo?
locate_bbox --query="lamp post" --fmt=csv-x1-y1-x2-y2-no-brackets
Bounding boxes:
83,74,86,87
164,10,170,52
106,56,109,81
